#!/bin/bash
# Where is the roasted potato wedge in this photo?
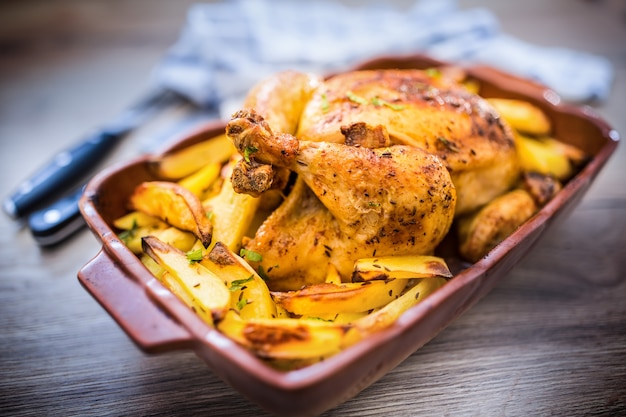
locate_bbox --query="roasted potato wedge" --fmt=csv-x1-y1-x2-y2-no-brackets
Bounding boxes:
202,242,277,320
130,181,213,248
271,279,407,317
302,311,368,324
151,227,198,252
522,171,562,206
217,310,358,360
150,133,236,180
142,236,231,325
113,211,166,231
177,161,222,198
516,134,586,180
487,98,552,136
457,189,538,262
119,223,169,254
354,277,447,334
353,255,452,281
202,171,261,252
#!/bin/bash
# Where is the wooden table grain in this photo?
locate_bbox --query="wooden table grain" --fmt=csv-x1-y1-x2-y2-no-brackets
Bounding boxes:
1,1,624,416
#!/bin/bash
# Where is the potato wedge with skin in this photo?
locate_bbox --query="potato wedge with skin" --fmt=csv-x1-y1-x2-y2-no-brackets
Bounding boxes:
150,134,236,180
120,223,170,254
177,161,222,197
140,254,165,279
151,227,198,252
115,163,219,244
113,211,166,230
522,171,562,206
458,189,538,262
202,172,261,252
202,242,277,320
487,98,551,136
217,310,358,360
130,181,213,248
354,277,447,335
516,134,575,180
160,271,194,308
271,279,407,317
352,255,452,282
541,136,587,166
302,311,368,324
142,236,230,324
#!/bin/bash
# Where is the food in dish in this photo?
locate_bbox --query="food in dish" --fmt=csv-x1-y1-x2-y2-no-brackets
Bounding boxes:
113,67,587,367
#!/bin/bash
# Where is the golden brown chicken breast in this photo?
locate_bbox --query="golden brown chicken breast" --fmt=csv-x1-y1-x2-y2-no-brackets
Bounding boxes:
297,69,520,215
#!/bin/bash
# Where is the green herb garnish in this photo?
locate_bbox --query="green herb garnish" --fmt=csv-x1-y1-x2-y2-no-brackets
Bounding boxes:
425,67,441,78
321,93,330,113
346,91,368,105
371,96,405,111
257,265,271,281
437,137,460,152
239,248,263,262
185,248,203,264
118,219,138,244
236,297,251,311
243,145,259,163
230,276,255,292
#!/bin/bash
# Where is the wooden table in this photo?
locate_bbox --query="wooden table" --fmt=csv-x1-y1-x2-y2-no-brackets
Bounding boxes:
1,1,624,415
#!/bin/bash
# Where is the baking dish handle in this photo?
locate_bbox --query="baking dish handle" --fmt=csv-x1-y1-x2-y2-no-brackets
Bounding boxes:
78,249,194,353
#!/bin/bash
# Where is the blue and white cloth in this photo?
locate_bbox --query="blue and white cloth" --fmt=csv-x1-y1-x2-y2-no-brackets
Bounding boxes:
153,0,613,117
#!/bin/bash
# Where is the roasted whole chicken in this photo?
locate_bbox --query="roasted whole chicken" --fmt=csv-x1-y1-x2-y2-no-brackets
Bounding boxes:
226,68,520,290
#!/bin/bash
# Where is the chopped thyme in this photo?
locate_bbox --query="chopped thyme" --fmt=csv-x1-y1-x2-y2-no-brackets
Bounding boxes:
371,96,405,111
438,137,460,152
425,67,441,78
240,248,263,262
118,219,138,244
257,265,271,281
346,91,368,105
243,145,258,163
368,201,380,207
236,297,250,311
321,93,329,113
230,276,255,292
185,248,203,264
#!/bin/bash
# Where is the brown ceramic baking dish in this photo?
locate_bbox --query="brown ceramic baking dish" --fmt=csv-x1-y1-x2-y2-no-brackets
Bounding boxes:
77,54,619,417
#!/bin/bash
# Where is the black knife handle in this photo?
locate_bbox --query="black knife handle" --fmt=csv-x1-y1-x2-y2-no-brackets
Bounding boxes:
28,187,86,247
3,130,123,219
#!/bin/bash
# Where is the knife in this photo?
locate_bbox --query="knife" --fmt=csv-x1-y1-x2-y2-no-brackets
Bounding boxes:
2,88,181,219
28,186,88,247
27,108,219,247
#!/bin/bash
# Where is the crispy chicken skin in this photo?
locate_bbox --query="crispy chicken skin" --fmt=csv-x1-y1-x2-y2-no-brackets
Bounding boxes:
242,70,322,135
225,68,521,289
227,110,456,290
297,69,520,214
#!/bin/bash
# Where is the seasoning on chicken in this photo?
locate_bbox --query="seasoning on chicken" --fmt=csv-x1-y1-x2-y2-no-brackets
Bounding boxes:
227,109,456,291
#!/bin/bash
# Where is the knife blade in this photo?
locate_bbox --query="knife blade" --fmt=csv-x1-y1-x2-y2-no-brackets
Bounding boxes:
2,88,181,219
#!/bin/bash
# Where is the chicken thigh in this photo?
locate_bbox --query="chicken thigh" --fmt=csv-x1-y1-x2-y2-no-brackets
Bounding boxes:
227,109,456,290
